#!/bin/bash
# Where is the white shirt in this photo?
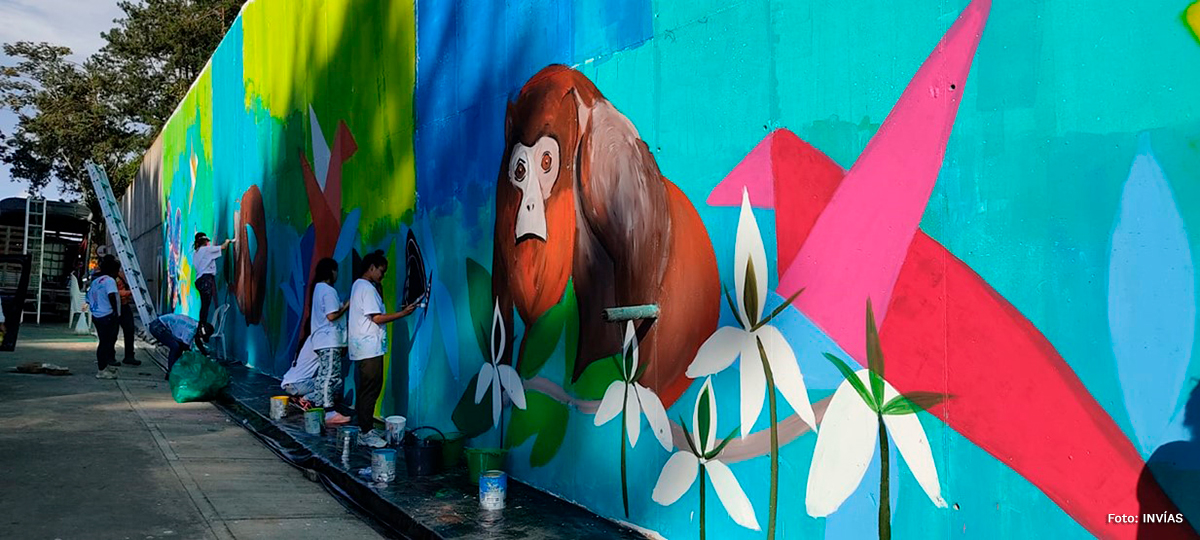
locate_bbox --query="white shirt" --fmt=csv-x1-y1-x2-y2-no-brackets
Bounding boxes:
159,314,199,341
87,276,119,318
193,245,224,277
281,336,319,388
311,282,347,350
348,278,385,361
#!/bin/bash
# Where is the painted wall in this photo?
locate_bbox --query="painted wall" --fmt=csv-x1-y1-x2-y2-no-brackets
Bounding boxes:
136,0,1200,538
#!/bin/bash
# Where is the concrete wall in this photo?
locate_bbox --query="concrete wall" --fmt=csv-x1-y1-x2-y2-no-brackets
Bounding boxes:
131,0,1200,538
122,137,165,312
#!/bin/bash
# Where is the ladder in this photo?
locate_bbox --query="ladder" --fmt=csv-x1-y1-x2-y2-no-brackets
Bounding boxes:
84,162,158,329
22,197,46,324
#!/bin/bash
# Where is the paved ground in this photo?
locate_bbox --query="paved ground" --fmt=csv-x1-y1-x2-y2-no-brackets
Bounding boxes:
0,324,387,540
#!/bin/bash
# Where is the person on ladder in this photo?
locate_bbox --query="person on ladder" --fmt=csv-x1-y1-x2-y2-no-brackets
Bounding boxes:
191,232,233,341
115,271,142,366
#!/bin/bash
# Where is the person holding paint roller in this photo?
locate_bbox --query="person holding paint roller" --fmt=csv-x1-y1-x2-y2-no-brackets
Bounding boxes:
192,232,233,340
348,250,423,448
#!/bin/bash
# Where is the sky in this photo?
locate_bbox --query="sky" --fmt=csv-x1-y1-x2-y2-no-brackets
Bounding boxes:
0,0,125,201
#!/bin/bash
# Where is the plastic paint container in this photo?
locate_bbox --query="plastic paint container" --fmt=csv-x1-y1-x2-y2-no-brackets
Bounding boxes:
371,448,397,482
385,415,407,446
269,396,288,420
304,407,325,434
479,470,507,511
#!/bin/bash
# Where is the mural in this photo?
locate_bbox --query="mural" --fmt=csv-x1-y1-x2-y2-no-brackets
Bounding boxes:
491,64,720,407
136,0,1200,538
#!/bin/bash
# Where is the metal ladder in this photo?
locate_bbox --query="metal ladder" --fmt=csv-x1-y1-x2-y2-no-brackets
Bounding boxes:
84,162,158,330
22,197,46,324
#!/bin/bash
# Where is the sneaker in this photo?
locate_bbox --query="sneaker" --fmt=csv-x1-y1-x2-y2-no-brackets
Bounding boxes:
122,357,142,366
325,411,351,425
359,430,387,448
95,366,118,380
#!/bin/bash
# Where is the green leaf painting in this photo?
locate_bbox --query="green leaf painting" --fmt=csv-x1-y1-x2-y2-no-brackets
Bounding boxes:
451,372,494,439
881,391,949,416
505,391,570,467
743,258,760,326
824,352,878,411
465,258,492,361
517,285,577,379
865,299,885,405
570,353,623,400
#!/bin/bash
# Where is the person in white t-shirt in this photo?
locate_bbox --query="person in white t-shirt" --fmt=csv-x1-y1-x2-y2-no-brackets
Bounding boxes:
87,256,123,379
192,232,233,339
348,250,420,448
281,336,319,398
305,257,350,425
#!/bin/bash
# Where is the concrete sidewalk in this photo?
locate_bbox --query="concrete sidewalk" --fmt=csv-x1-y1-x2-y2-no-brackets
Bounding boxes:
0,324,387,540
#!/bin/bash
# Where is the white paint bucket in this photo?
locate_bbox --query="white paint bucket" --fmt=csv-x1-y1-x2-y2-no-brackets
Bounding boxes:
385,415,406,446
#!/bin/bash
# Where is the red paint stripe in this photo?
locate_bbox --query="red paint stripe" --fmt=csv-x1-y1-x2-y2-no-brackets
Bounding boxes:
884,233,1194,539
718,131,1197,538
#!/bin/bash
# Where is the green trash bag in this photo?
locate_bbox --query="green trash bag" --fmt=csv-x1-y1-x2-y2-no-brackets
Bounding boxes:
168,350,231,403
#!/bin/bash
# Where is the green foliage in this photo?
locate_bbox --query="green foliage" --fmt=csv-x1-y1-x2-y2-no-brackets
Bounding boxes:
743,258,759,326
881,391,948,415
465,258,492,360
697,384,713,452
504,391,570,467
517,285,576,379
823,352,878,412
865,299,886,405
570,353,622,400
0,0,242,204
757,287,804,331
451,372,495,439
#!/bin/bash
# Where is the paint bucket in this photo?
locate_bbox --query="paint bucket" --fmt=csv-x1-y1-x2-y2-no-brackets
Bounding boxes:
371,448,397,482
465,448,507,483
479,470,507,511
385,415,407,446
440,431,465,470
401,426,444,477
304,407,325,435
269,396,288,420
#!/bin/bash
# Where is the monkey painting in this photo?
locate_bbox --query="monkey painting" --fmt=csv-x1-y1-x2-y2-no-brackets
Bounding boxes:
233,185,267,324
493,65,720,407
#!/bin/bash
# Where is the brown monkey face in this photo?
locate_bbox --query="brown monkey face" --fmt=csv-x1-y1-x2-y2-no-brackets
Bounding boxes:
508,136,561,242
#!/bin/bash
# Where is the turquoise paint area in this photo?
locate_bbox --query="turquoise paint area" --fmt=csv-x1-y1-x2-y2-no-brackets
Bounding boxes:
149,0,1200,537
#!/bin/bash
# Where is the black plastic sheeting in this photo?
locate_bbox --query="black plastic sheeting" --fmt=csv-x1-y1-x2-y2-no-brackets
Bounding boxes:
163,353,646,540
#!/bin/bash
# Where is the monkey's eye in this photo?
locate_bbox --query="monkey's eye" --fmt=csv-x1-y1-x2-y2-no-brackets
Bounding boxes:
514,160,526,182
541,152,553,172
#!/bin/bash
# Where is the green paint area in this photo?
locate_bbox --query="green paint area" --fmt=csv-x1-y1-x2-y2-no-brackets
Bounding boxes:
240,0,417,246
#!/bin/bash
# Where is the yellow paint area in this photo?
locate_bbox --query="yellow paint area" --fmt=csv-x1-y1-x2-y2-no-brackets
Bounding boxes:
1188,2,1200,43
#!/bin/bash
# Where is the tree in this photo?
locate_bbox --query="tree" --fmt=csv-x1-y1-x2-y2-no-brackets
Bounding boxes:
0,0,243,205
